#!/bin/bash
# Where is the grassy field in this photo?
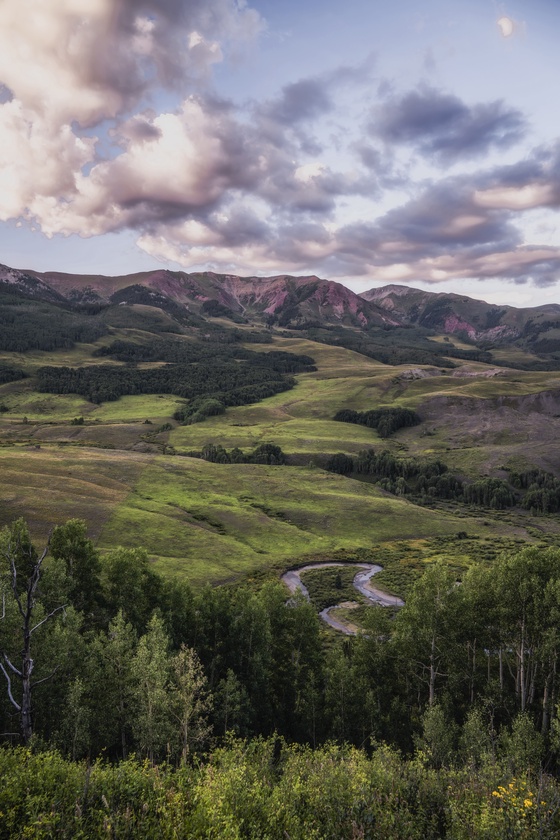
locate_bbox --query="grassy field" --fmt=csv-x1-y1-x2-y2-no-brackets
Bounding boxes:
2,327,560,588
0,439,534,587
0,445,151,542
97,454,501,584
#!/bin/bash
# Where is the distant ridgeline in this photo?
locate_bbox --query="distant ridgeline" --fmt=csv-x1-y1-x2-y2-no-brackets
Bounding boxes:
37,338,316,415
6,267,560,370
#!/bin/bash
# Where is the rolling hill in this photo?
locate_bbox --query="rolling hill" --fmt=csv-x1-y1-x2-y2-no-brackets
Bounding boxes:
2,259,560,586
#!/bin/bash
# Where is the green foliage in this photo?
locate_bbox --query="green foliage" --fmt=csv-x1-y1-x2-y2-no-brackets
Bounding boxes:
94,337,315,372
510,467,560,513
324,448,526,511
325,452,354,474
250,443,286,465
463,477,515,509
181,397,226,424
131,614,173,760
49,519,103,620
0,287,107,351
192,442,287,465
0,517,39,592
0,364,26,385
2,518,560,838
500,713,545,774
416,704,458,769
170,645,213,763
334,406,421,437
38,335,314,409
36,337,315,416
201,298,244,321
37,361,295,406
101,547,162,633
300,566,361,610
303,324,461,367
109,284,200,325
326,448,465,504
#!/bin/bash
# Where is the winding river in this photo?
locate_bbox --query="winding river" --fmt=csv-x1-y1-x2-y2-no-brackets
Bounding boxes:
281,562,404,636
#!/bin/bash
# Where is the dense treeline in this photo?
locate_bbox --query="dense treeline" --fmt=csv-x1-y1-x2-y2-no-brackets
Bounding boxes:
4,520,560,835
38,341,315,410
463,477,516,509
0,519,323,756
0,364,26,385
511,467,560,514
188,442,286,464
94,337,315,373
303,325,458,367
325,449,521,510
333,407,421,437
37,361,299,407
0,290,107,352
108,285,202,326
3,519,560,754
199,326,274,344
200,297,245,321
300,325,494,367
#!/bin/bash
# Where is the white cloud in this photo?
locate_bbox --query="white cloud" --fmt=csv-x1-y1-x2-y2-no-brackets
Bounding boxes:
353,246,560,285
0,0,557,294
0,0,263,231
474,184,556,210
0,101,94,221
0,0,262,126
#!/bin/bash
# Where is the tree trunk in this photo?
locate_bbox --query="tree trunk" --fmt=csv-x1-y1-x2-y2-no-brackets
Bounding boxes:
519,615,527,711
429,634,436,706
21,630,33,745
1,533,65,745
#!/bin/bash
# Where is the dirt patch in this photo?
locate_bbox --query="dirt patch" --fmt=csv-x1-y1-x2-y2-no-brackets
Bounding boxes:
419,388,560,466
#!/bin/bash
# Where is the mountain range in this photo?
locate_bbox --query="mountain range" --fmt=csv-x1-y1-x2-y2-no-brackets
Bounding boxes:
2,261,560,350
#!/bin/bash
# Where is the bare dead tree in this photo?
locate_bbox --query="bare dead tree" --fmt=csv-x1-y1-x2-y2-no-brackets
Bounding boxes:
0,529,66,744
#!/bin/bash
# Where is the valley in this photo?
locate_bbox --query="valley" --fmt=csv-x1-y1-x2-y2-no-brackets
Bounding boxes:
4,262,560,835
2,262,560,594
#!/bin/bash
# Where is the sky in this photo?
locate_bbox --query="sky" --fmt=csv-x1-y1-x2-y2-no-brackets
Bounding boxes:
0,0,559,307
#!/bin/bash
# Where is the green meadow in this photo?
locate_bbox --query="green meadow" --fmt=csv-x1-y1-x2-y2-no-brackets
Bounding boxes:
2,327,560,587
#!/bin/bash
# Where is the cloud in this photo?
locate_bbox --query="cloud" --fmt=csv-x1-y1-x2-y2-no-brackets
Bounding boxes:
138,211,338,276
0,0,264,228
327,170,560,287
473,142,560,210
23,97,260,236
346,179,521,261
0,0,262,126
259,78,333,127
2,70,376,237
132,157,560,290
370,85,526,162
0,2,557,294
0,100,95,221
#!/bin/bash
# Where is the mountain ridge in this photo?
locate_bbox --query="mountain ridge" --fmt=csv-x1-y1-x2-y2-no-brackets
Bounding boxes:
3,260,560,347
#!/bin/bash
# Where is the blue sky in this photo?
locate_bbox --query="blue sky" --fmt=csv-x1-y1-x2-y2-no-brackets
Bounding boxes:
0,0,559,306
